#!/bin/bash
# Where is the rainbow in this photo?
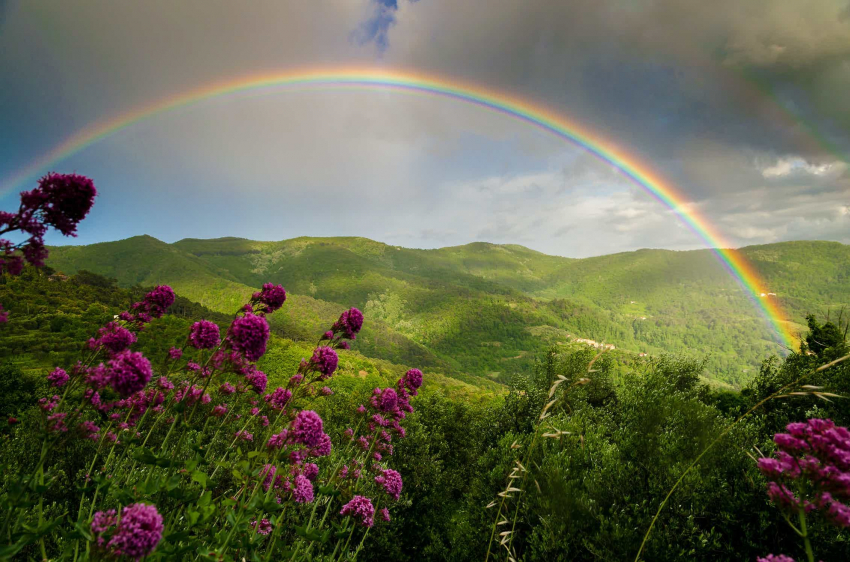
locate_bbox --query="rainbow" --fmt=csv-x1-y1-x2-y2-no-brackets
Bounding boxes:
0,67,796,347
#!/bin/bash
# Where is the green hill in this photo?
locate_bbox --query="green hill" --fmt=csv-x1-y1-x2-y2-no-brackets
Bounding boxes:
45,236,850,386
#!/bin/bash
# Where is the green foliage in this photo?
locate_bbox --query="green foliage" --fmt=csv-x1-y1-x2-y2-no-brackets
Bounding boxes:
45,236,850,386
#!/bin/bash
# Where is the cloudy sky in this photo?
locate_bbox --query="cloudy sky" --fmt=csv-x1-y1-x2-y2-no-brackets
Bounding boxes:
1,0,848,257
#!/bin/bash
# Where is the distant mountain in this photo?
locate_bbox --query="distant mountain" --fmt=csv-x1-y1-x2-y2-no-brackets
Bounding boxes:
46,236,850,386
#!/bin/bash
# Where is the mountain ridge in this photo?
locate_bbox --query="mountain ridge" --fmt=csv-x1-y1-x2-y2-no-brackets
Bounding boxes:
45,235,850,386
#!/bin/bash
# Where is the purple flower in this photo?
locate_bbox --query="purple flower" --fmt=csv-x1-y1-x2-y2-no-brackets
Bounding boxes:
91,509,117,536
107,503,163,560
47,367,69,388
375,469,403,500
403,368,423,393
245,370,268,394
229,313,269,361
292,410,324,448
333,308,364,339
267,431,287,450
79,420,100,440
219,382,236,395
95,322,137,353
108,351,152,397
264,387,292,411
33,173,97,236
188,320,221,349
760,418,850,528
293,474,314,503
252,518,272,535
252,283,287,313
235,430,253,442
378,507,391,522
340,495,374,527
379,388,398,412
321,386,334,396
303,463,319,481
211,404,228,417
756,556,795,562
168,347,182,360
142,286,175,319
310,346,339,378
0,304,7,323
311,433,332,457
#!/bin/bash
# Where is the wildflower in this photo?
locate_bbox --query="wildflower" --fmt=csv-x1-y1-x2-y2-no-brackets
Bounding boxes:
264,387,292,411
229,313,269,361
251,518,273,535
157,377,174,391
39,395,60,412
245,370,268,394
402,368,423,393
292,410,324,447
311,433,332,457
188,320,221,349
235,430,253,442
168,347,182,359
344,428,354,439
267,431,287,450
0,304,7,323
357,405,367,415
47,367,69,388
375,469,403,500
289,373,303,387
94,322,137,353
322,330,334,340
293,474,314,503
107,503,163,560
303,463,319,481
379,507,390,522
141,286,175,319
91,509,117,545
378,388,398,412
212,404,228,417
252,283,287,313
107,351,152,397
30,173,97,236
759,418,850,528
321,386,334,396
220,382,236,395
340,495,374,527
47,412,68,432
756,556,795,562
310,346,338,378
79,420,100,440
333,308,364,339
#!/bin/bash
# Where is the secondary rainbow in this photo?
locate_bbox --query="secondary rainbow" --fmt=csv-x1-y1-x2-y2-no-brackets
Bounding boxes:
0,67,796,347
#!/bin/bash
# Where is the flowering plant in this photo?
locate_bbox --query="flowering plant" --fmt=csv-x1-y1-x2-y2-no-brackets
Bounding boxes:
0,176,423,561
757,418,850,562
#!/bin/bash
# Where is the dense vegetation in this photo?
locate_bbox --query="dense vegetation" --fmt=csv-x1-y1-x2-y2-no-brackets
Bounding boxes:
45,235,850,386
2,273,848,560
2,175,849,560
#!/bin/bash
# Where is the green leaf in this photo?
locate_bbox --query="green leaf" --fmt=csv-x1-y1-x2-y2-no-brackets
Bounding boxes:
191,470,208,488
166,473,182,491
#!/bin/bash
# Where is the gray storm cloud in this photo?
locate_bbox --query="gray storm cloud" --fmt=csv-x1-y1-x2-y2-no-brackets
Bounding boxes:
0,0,847,256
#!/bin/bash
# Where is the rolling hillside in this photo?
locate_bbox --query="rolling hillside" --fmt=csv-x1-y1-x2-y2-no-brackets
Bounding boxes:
46,236,850,386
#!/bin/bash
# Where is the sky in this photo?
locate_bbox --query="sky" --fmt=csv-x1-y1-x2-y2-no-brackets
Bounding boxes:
0,0,848,258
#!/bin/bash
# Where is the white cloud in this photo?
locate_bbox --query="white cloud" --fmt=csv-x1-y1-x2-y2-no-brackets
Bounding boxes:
761,157,845,178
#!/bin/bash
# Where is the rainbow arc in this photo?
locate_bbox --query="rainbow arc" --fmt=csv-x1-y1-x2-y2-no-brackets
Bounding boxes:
0,67,796,348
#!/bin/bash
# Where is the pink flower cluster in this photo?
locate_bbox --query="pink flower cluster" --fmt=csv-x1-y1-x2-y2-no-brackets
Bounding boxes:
0,173,96,321
340,495,375,527
758,418,850,528
91,503,163,560
252,283,287,314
